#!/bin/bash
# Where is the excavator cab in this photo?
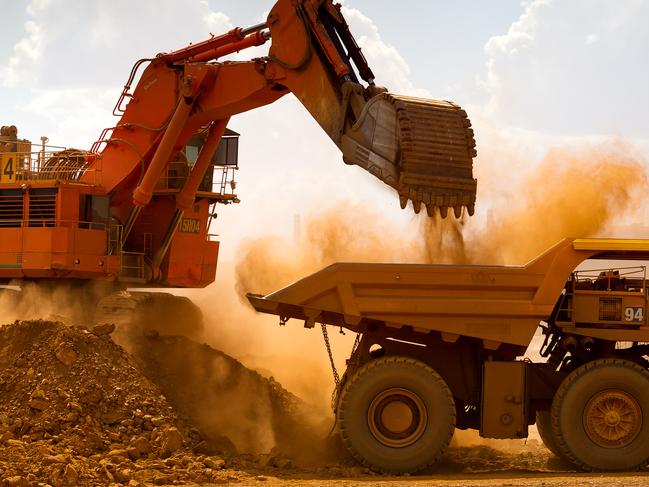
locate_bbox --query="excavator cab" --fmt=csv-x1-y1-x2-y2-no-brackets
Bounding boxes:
163,129,239,197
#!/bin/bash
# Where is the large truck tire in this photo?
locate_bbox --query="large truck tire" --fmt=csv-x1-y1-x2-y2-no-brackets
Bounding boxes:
535,410,567,459
551,358,649,471
337,355,455,474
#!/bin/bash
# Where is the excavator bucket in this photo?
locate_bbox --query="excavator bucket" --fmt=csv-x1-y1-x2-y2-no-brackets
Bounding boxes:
341,93,477,218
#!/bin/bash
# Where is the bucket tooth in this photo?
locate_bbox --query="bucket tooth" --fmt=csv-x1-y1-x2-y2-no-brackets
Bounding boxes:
413,200,422,214
453,205,462,219
399,195,408,209
426,204,436,217
467,203,475,216
440,206,449,219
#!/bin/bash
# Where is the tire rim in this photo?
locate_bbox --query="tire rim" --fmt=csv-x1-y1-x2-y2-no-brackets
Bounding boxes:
367,387,427,448
583,389,642,448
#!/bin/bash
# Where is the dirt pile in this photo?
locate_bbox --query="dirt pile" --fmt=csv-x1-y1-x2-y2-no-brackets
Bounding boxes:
0,320,253,486
127,332,338,466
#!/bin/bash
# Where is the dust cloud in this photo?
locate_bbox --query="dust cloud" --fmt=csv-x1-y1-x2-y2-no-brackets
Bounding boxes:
236,142,649,282
235,201,422,296
0,281,111,325
454,143,649,265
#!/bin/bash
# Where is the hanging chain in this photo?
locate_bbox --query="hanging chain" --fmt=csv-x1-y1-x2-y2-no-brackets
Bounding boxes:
349,333,362,370
321,324,340,386
322,324,364,412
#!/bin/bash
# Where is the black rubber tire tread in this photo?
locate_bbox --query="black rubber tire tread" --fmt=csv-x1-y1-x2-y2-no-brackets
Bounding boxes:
336,355,455,474
551,358,649,471
535,410,567,460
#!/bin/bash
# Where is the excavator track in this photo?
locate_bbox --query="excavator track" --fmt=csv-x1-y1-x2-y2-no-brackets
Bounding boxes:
343,93,477,218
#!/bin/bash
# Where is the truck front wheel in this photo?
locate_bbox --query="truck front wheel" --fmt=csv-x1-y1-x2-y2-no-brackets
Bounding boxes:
336,356,455,474
551,358,649,470
536,410,567,460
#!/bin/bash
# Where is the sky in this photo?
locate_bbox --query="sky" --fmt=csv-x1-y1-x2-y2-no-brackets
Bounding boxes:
1,0,648,261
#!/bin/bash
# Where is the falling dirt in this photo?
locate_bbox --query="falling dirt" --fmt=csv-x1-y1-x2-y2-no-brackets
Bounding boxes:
444,143,649,265
236,142,649,296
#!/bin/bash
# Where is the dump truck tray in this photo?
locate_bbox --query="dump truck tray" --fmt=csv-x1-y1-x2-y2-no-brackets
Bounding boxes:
248,238,649,348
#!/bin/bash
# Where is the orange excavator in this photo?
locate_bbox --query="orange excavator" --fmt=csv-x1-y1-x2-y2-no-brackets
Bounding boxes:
0,0,476,331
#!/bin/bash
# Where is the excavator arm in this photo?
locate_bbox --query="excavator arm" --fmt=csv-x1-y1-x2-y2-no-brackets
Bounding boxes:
85,0,477,222
266,0,477,218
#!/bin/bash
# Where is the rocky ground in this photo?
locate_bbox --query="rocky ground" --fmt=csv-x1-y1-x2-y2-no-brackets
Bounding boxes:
0,320,351,486
0,320,645,487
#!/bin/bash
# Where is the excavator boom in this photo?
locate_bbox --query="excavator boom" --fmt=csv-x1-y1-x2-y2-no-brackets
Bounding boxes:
265,0,477,217
86,0,477,221
0,1,478,290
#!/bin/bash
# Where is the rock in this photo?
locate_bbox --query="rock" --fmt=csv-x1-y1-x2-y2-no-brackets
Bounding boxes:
126,446,140,460
0,431,13,443
114,468,131,483
28,397,49,411
160,427,183,457
203,457,225,469
67,401,82,413
3,476,29,487
28,389,49,411
131,436,152,455
107,448,129,459
63,412,79,423
91,323,116,336
101,410,125,425
81,387,103,405
43,454,69,464
192,435,237,455
152,473,175,485
35,444,53,455
55,346,77,366
63,464,78,485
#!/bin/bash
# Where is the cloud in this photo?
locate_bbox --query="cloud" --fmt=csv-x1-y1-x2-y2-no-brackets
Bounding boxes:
3,19,44,88
2,0,232,90
0,0,234,151
480,0,649,139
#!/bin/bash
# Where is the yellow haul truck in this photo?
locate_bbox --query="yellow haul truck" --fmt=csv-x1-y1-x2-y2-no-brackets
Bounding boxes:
248,238,649,473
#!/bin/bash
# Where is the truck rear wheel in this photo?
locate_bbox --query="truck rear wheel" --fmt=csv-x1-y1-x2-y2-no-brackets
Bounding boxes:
551,358,649,471
337,356,455,474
